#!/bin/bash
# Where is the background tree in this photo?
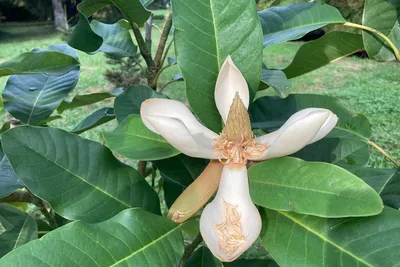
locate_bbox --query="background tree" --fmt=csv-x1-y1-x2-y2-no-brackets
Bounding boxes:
51,0,68,31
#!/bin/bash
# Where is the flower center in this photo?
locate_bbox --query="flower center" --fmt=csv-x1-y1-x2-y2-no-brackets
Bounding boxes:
213,92,267,164
213,133,267,164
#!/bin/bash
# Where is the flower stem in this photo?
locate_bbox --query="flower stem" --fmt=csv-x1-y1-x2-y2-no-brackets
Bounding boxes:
343,22,400,62
368,140,400,168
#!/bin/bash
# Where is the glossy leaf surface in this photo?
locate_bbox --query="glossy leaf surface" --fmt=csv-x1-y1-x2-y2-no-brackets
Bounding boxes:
259,2,345,46
173,0,263,132
0,50,79,77
72,107,115,134
78,0,151,25
0,209,184,266
249,157,383,217
2,44,80,124
57,92,115,113
284,32,364,79
362,0,400,61
0,144,23,198
260,66,291,98
114,85,167,123
262,207,400,267
104,114,180,160
2,126,160,223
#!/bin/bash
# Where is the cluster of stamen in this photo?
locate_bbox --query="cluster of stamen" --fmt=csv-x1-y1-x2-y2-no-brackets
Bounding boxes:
216,199,246,256
213,92,267,164
213,133,267,164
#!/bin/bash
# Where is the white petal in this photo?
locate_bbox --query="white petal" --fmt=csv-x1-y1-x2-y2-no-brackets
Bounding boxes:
145,115,221,159
140,98,217,141
250,108,338,160
215,56,250,122
200,164,261,262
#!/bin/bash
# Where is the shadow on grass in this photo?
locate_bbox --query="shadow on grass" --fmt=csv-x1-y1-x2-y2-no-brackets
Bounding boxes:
0,23,59,43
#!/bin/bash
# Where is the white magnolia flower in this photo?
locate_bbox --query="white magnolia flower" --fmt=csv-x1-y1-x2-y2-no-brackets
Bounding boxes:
140,56,338,262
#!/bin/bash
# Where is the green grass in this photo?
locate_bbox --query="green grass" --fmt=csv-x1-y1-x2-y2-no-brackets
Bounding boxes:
0,22,399,168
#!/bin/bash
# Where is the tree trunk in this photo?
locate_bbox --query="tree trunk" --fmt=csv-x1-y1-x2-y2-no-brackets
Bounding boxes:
51,0,68,31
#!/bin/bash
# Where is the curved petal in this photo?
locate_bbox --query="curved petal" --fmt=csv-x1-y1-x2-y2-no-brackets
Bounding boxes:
145,115,221,159
250,108,338,160
215,56,250,122
168,161,224,223
141,98,217,141
200,164,261,262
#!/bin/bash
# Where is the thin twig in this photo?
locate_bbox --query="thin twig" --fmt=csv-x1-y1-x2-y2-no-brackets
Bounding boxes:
368,140,400,168
159,79,183,93
154,12,173,68
1,190,58,229
160,38,174,68
179,234,203,267
343,22,400,62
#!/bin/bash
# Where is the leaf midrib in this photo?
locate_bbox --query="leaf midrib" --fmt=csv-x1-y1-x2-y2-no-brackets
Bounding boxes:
251,178,376,204
279,211,375,267
110,226,180,266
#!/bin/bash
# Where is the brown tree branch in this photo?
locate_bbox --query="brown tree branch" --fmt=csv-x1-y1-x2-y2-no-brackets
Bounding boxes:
154,12,173,68
130,21,157,83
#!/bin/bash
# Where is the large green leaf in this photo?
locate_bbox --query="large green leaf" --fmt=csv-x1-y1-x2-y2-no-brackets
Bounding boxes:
91,20,137,57
0,144,23,198
248,157,383,217
362,0,400,61
173,0,263,132
356,168,400,209
114,85,167,123
104,114,180,160
258,2,345,46
72,107,115,134
250,94,371,172
69,18,137,56
68,13,103,53
260,66,291,98
0,49,79,77
78,0,151,25
262,207,400,267
2,44,80,124
284,32,364,79
154,155,207,208
57,92,115,113
0,204,37,257
1,126,160,223
184,246,223,267
0,209,184,266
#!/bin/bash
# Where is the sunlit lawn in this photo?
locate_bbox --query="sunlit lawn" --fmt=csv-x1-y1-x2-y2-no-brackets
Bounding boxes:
0,20,399,168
